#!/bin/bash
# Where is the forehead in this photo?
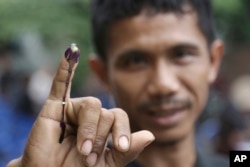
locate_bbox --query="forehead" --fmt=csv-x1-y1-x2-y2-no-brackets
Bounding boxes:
107,11,207,58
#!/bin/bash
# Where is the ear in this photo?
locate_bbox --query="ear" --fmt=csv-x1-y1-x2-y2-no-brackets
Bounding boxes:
208,39,224,83
88,55,110,91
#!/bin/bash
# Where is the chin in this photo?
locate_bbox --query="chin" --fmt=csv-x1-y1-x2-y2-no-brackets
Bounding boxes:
148,122,194,145
153,131,186,144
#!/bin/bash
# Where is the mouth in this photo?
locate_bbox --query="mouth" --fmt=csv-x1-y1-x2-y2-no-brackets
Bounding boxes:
148,104,186,115
145,105,188,128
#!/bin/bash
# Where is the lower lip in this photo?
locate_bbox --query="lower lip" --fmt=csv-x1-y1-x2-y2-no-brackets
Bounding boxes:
147,110,185,128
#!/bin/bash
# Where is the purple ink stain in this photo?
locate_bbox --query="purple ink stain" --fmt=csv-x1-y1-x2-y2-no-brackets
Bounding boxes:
64,43,80,63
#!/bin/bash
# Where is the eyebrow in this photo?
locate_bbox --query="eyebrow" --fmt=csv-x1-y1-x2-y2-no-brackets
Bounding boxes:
116,49,152,60
169,43,199,52
114,42,200,61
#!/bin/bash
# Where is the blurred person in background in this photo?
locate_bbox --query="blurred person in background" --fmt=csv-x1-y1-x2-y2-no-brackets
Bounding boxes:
0,42,36,166
229,75,250,150
8,0,230,167
0,43,16,103
211,74,250,157
213,101,248,156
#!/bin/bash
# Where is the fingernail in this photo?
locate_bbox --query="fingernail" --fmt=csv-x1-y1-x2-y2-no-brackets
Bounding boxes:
86,153,97,166
64,43,80,63
81,140,93,155
118,136,129,151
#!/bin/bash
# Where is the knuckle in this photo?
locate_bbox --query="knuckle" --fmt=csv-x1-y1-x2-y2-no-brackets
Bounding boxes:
112,108,128,117
110,108,131,133
84,97,102,109
79,122,97,136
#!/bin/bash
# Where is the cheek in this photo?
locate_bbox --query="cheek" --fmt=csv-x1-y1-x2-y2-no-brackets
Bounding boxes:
109,71,148,111
184,63,211,114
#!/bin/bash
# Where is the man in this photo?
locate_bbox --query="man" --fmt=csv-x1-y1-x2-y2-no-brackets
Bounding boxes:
8,0,228,166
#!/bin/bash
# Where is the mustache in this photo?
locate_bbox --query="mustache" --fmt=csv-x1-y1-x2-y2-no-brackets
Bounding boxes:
137,96,193,113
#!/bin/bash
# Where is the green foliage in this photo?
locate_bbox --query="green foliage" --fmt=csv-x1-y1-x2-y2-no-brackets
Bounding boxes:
0,0,92,90
214,0,250,44
1,0,250,89
214,0,242,14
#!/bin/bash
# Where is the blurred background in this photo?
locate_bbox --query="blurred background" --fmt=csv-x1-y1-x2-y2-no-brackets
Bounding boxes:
0,0,250,166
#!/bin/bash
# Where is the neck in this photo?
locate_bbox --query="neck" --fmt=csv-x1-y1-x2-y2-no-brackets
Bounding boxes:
136,131,196,167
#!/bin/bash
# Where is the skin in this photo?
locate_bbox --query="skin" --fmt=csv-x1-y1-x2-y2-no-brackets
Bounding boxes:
7,51,154,167
8,6,223,167
90,9,224,167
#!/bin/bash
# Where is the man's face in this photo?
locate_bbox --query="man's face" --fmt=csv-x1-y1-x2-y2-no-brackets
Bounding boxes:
94,11,223,143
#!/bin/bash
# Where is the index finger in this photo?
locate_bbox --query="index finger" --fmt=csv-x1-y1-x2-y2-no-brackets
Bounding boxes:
49,43,80,101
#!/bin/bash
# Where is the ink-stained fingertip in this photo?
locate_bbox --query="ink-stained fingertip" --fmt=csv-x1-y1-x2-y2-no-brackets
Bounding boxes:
64,43,80,63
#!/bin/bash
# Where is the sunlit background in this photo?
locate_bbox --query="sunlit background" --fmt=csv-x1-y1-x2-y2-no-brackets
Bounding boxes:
1,0,250,166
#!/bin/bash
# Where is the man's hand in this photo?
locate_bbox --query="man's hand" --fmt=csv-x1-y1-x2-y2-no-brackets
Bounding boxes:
7,46,154,167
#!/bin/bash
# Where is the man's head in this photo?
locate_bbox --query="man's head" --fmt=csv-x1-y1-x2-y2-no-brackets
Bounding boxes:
91,0,217,61
89,0,224,144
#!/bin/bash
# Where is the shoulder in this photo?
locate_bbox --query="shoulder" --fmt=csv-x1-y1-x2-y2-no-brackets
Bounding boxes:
196,150,229,167
207,154,229,166
126,150,229,167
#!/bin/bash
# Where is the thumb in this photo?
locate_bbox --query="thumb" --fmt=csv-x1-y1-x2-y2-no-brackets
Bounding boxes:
109,130,155,167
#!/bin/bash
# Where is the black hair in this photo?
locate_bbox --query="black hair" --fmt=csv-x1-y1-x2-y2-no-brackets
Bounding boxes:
91,0,216,61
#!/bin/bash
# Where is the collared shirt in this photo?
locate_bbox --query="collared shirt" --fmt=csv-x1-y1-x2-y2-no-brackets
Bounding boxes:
126,150,229,167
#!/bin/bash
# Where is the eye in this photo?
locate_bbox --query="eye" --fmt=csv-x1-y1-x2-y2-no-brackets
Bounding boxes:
117,52,149,71
128,54,146,64
172,48,197,64
175,49,192,58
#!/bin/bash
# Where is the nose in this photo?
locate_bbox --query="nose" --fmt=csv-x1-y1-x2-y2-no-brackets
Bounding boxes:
148,59,180,96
